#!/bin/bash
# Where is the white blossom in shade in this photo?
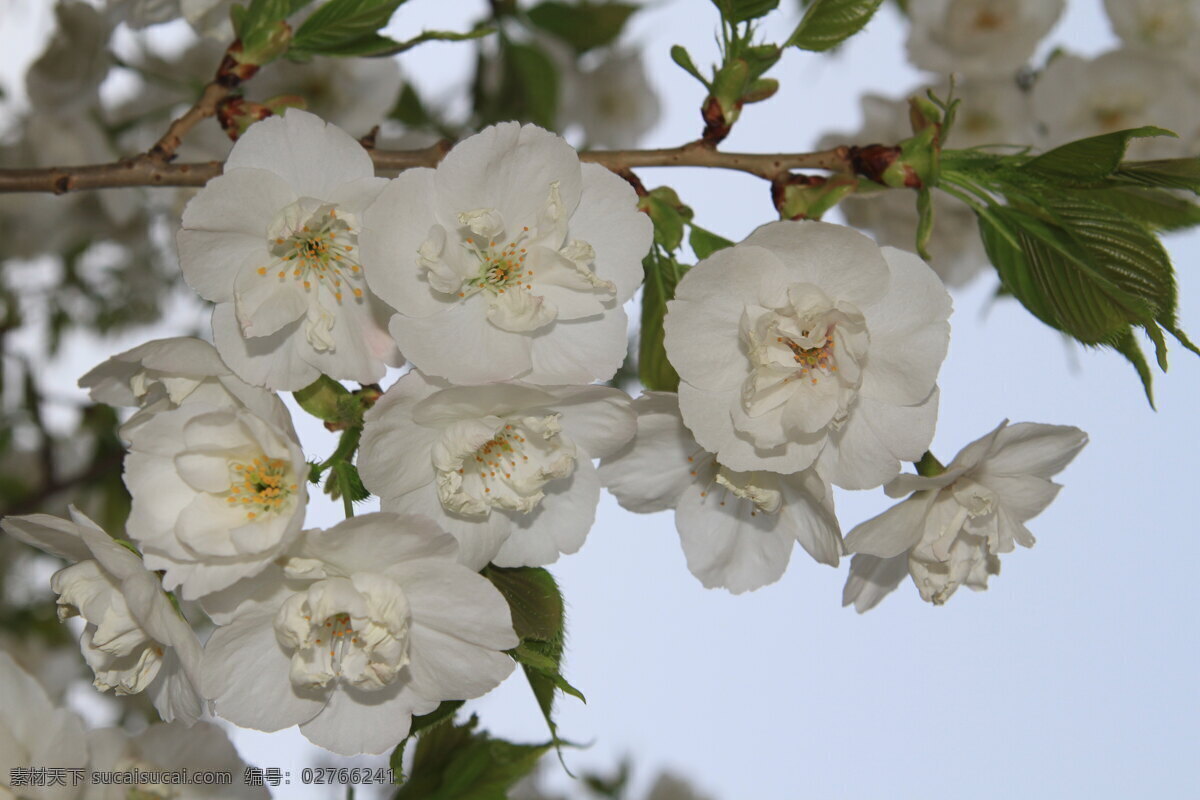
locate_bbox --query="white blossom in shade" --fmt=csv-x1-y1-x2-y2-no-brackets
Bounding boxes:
120,384,308,601
358,370,634,569
27,0,111,113
360,122,651,385
78,336,291,440
177,110,402,391
1103,0,1200,52
598,393,840,594
906,0,1064,77
0,649,88,800
663,220,952,490
1,508,205,724
1031,50,1194,160
560,50,662,148
842,420,1087,612
83,722,268,800
200,513,517,756
251,55,404,138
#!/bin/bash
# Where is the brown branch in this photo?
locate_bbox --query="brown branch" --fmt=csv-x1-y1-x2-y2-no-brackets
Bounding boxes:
0,142,853,195
147,81,234,161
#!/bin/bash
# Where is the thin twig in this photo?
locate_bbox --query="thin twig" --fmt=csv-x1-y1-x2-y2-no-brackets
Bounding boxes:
147,81,234,162
0,142,853,194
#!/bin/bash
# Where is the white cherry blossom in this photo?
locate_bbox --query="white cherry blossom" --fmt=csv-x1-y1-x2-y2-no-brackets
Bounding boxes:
83,722,268,800
598,393,840,593
1,508,205,724
200,513,517,756
1032,49,1193,160
360,122,651,385
78,336,291,441
0,649,88,800
177,110,402,391
358,370,635,569
1103,0,1200,52
664,220,951,489
121,386,308,600
843,421,1087,612
906,0,1064,77
560,50,662,148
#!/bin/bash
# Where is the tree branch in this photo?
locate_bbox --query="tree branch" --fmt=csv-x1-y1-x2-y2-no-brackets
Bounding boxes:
0,142,854,194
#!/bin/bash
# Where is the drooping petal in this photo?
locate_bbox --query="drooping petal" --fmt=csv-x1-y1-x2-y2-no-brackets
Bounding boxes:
843,491,938,558
598,392,701,513
842,553,910,613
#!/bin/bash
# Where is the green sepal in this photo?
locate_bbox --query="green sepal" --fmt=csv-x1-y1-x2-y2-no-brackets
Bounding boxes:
670,45,710,89
785,0,883,51
293,375,353,423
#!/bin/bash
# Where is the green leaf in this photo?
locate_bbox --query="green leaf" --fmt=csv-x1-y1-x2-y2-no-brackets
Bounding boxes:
234,0,312,39
394,714,550,800
1020,127,1175,185
710,0,780,23
526,1,638,53
1082,186,1200,231
639,248,685,392
785,0,883,51
688,225,733,260
670,45,709,88
481,566,563,643
1111,328,1156,408
325,462,369,502
318,25,492,57
389,700,464,779
1112,158,1200,194
293,375,352,422
639,187,693,252
483,41,559,129
290,0,406,55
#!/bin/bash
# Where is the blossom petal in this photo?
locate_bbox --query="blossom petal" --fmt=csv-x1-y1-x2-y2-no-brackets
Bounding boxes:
741,220,891,308
817,388,940,490
225,110,375,198
674,482,794,593
548,385,636,459
390,559,518,651
679,383,824,474
981,422,1088,479
493,458,601,567
201,608,326,732
843,491,938,558
211,303,319,391
598,392,699,513
524,306,628,385
359,168,444,317
779,470,842,567
389,296,532,384
406,623,517,703
302,513,458,577
842,553,910,613
567,162,651,303
299,681,432,756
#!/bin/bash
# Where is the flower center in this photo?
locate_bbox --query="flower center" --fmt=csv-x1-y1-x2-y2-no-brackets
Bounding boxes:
433,415,577,517
462,228,532,296
275,575,412,692
713,465,782,514
225,456,297,521
261,202,365,304
779,331,837,385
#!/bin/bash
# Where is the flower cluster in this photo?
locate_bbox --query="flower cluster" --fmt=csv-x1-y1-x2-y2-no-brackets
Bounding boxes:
0,98,1089,762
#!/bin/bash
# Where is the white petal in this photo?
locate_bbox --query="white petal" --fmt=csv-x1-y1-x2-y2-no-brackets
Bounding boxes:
201,609,326,731
598,392,699,513
858,247,952,405
405,623,516,703
843,491,938,558
299,682,430,755
779,469,842,567
492,458,601,567
389,296,533,383
225,110,376,198
211,303,319,390
390,560,518,651
981,422,1088,478
524,306,629,385
359,168,448,317
386,481,511,571
1,513,92,563
568,162,652,303
302,513,458,577
816,388,940,490
741,220,891,308
545,384,635,458
842,553,910,613
674,482,794,593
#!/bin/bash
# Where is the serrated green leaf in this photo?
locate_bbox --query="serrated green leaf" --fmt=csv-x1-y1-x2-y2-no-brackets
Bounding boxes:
1082,186,1200,231
1020,127,1175,184
290,0,406,55
394,715,550,800
785,0,883,51
688,225,733,260
1110,328,1156,407
670,45,709,88
1113,158,1200,194
640,248,685,392
526,1,638,53
389,700,464,780
235,0,312,38
325,461,369,502
481,566,563,643
294,374,352,422
710,0,780,23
